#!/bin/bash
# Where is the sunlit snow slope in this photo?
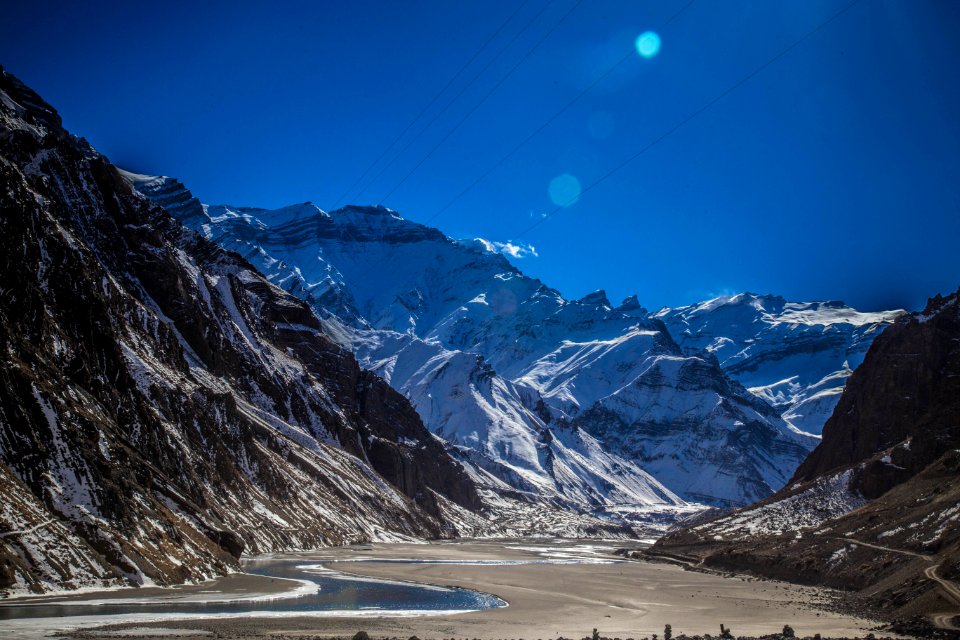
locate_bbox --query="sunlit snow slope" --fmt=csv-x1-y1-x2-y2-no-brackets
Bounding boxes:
127,175,817,512
654,294,903,435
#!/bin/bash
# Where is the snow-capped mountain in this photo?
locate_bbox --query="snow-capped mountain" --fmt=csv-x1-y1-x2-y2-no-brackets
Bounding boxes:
0,68,482,595
127,175,817,513
654,294,903,434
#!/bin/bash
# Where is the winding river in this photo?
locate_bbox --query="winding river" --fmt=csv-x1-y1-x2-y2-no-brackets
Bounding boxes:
0,541,881,640
0,557,508,623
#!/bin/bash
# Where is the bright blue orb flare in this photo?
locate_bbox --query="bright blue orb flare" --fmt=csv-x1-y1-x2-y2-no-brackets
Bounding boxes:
635,31,661,58
548,174,582,207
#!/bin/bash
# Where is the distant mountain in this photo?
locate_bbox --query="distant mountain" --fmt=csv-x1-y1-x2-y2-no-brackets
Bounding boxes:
650,288,960,629
654,293,903,434
128,176,817,514
0,68,482,596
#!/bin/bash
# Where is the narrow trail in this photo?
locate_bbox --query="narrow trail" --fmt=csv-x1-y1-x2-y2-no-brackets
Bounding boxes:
925,564,960,606
837,537,932,561
0,518,56,539
638,549,703,569
931,612,960,632
838,536,960,630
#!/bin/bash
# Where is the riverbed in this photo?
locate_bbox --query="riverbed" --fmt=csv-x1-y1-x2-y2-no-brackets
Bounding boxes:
0,539,882,639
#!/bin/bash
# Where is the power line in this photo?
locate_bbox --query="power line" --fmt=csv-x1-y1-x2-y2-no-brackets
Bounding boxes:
419,0,697,229
514,0,864,240
376,0,586,205
333,0,862,308
347,0,559,206
337,0,678,291
330,0,534,210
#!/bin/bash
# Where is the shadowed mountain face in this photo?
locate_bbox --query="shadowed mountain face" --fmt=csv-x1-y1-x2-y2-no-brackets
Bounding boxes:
651,289,960,627
0,68,481,595
791,290,960,497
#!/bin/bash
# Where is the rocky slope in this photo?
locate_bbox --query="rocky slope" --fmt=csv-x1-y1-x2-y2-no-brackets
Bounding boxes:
650,289,960,627
0,68,482,596
654,293,903,435
127,176,816,514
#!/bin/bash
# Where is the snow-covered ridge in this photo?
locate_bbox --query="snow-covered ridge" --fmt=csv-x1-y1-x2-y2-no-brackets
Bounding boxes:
127,173,824,518
654,292,903,434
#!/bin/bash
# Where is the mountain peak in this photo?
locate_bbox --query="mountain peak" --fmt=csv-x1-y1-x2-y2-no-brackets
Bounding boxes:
713,292,786,311
332,204,398,217
616,294,645,312
919,286,960,320
575,289,611,308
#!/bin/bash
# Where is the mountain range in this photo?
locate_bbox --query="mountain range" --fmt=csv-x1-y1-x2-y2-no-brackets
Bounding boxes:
0,67,922,600
125,173,898,517
655,294,902,435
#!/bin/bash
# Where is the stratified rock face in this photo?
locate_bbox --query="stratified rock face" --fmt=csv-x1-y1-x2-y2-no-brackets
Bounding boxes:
654,293,903,435
127,177,815,513
0,68,479,596
652,289,960,623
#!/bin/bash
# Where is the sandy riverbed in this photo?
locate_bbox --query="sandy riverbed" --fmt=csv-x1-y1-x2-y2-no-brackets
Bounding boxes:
8,539,885,639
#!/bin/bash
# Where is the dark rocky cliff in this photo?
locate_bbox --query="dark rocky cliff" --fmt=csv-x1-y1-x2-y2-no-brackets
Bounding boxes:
791,289,960,498
0,67,479,595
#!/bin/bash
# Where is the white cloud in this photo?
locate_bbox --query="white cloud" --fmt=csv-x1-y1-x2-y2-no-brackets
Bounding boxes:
466,238,539,259
495,240,538,259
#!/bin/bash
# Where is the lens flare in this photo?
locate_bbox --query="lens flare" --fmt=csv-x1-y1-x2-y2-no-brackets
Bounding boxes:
548,174,581,207
635,31,661,58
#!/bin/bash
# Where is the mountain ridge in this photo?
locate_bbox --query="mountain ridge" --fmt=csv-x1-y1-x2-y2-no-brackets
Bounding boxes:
0,67,484,596
126,173,845,516
655,291,903,435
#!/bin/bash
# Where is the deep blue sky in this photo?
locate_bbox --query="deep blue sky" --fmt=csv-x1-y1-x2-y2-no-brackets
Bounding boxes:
3,1,959,311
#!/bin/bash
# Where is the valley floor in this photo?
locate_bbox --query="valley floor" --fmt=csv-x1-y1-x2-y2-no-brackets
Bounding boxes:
2,540,889,639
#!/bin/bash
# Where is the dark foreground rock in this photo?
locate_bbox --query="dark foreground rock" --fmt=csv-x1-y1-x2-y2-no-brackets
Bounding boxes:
0,66,481,595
